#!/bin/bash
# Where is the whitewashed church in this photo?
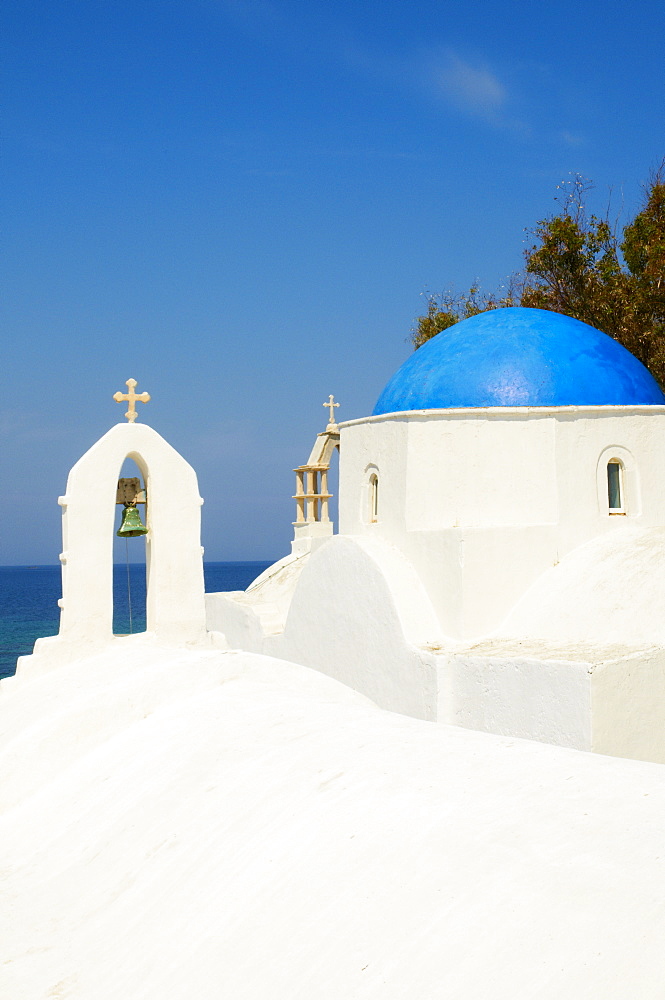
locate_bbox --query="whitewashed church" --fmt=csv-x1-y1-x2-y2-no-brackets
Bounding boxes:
208,306,665,763
4,307,665,999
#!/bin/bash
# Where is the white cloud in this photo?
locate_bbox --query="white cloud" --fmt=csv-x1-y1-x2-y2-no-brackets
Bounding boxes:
435,51,507,118
559,130,586,147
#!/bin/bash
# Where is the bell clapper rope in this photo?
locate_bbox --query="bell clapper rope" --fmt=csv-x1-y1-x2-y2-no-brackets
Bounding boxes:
125,537,133,635
117,502,147,633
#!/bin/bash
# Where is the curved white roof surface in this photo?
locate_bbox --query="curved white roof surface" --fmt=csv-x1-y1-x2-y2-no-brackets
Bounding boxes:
2,641,665,998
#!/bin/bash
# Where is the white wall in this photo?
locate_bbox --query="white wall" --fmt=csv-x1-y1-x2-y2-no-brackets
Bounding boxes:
340,406,665,639
207,535,442,720
405,414,558,529
437,643,593,750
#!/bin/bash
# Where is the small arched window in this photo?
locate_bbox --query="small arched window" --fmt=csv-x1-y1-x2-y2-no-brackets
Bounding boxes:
369,473,379,523
607,460,624,513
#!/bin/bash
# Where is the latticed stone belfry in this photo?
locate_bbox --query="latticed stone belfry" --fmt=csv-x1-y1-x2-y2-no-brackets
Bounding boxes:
292,399,340,555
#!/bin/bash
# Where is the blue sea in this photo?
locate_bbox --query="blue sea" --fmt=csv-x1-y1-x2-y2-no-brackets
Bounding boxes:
0,562,272,681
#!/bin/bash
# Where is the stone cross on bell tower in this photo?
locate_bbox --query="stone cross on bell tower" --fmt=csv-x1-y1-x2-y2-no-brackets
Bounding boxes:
113,378,151,423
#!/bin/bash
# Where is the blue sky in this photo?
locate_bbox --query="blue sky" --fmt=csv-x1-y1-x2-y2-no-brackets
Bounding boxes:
3,0,664,563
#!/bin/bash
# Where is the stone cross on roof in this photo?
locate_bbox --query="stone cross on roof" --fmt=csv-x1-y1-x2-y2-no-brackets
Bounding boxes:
323,394,339,430
113,379,151,423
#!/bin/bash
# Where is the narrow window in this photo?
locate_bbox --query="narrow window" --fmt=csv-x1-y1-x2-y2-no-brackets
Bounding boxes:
369,474,379,523
607,461,624,513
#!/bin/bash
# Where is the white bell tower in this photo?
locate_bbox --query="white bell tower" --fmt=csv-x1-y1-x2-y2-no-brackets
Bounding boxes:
20,379,215,672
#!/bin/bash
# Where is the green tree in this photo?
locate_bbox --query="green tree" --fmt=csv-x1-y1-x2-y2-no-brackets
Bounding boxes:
411,283,518,349
412,166,665,385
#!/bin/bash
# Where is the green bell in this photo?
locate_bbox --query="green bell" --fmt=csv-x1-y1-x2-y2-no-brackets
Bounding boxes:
117,503,148,537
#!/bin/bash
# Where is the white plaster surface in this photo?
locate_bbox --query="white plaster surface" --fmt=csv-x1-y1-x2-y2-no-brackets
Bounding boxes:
501,524,665,646
207,535,442,720
436,643,594,750
206,529,665,761
340,406,665,639
3,641,665,998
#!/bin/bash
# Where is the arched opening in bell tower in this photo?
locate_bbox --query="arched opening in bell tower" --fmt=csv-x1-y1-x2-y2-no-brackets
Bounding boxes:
113,456,148,635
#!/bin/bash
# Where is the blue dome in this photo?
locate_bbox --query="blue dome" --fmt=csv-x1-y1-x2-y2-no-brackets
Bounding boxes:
373,307,665,414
